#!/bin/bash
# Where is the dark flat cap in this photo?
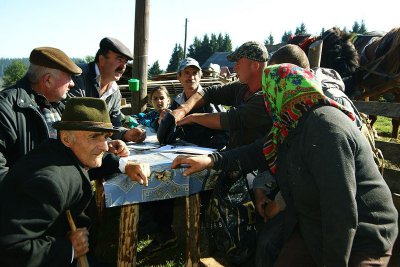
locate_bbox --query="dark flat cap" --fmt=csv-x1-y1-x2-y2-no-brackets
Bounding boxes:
227,41,269,62
100,37,133,60
29,47,82,75
53,97,119,133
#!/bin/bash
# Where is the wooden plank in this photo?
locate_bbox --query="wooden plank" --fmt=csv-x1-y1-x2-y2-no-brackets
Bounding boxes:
186,194,201,267
353,101,400,118
308,39,323,68
200,257,226,267
376,140,400,164
118,204,139,267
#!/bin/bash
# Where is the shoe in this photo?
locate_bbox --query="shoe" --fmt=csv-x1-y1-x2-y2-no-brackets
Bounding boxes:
139,230,177,257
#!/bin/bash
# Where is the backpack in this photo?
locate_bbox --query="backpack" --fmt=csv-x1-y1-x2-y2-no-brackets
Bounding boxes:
206,171,257,266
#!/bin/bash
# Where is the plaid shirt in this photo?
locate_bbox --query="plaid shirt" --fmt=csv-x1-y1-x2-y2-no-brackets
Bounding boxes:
36,95,61,139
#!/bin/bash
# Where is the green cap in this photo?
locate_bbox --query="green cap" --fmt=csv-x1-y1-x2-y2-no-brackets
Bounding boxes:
53,97,119,133
227,41,269,62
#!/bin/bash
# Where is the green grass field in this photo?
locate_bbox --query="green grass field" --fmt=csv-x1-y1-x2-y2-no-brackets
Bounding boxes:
374,116,400,143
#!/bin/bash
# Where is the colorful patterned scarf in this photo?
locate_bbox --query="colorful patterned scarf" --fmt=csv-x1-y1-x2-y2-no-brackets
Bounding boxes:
262,64,355,174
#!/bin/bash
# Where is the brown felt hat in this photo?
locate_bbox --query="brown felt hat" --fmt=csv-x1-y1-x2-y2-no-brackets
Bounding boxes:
29,47,82,75
100,37,133,60
53,97,119,133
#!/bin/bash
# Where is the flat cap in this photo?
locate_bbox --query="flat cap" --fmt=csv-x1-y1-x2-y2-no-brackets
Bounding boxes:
227,41,269,62
177,57,201,73
100,37,133,60
29,47,82,75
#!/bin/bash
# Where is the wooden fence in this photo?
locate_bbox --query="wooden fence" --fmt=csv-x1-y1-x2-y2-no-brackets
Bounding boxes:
353,101,399,191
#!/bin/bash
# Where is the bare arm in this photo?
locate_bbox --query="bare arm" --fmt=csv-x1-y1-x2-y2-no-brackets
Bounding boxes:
170,92,206,121
177,113,222,129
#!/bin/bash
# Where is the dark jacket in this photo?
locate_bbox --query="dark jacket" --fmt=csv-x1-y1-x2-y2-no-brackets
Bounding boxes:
170,89,229,149
0,76,121,184
200,82,271,148
68,62,126,140
276,106,398,266
0,76,63,182
210,137,267,174
0,139,93,267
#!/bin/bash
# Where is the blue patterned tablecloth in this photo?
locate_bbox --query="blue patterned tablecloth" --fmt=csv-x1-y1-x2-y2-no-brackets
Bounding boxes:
103,141,220,207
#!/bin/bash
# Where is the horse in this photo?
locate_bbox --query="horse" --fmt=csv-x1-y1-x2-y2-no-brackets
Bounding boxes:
288,27,400,139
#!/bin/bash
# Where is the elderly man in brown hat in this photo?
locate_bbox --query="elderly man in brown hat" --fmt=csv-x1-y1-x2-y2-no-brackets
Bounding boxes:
68,37,146,143
164,41,273,265
0,46,82,181
0,97,150,267
0,46,138,184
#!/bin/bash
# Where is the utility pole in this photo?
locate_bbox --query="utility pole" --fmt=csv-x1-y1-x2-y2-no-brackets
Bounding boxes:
183,18,188,58
131,0,149,114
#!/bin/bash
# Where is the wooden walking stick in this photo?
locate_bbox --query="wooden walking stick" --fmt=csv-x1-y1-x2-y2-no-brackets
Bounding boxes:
66,210,90,267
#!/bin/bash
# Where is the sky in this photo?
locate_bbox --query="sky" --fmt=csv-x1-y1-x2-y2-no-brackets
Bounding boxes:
1,0,399,70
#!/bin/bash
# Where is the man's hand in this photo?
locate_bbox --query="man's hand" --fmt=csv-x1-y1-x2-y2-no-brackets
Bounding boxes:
125,162,151,186
68,227,89,259
108,140,129,157
123,128,146,143
171,155,214,176
170,108,187,123
254,188,282,223
254,188,270,222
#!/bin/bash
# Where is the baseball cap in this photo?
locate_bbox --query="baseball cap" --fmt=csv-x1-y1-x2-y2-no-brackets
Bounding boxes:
177,57,201,73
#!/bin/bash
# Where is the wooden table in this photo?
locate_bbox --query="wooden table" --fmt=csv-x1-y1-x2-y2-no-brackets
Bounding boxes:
101,140,219,267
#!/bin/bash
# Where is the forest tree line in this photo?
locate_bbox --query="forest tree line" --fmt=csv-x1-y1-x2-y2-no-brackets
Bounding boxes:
1,20,368,88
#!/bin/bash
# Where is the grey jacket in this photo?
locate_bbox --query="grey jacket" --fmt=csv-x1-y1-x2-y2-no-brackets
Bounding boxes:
277,106,397,266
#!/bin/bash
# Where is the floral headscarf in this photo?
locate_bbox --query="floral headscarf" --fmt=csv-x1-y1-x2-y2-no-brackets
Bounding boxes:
262,63,355,174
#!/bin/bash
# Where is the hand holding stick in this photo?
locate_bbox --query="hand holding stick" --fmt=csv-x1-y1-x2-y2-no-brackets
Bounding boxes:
66,210,90,267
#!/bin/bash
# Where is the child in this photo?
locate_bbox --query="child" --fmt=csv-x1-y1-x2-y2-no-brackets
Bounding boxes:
133,86,171,130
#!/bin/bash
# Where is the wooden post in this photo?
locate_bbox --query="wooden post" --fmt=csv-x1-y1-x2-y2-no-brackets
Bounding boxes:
131,0,150,114
183,18,188,58
308,39,323,68
117,204,139,267
185,194,201,267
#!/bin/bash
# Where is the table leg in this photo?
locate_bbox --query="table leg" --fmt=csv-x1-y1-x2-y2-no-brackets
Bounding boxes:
118,204,139,267
185,193,201,267
94,179,105,224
